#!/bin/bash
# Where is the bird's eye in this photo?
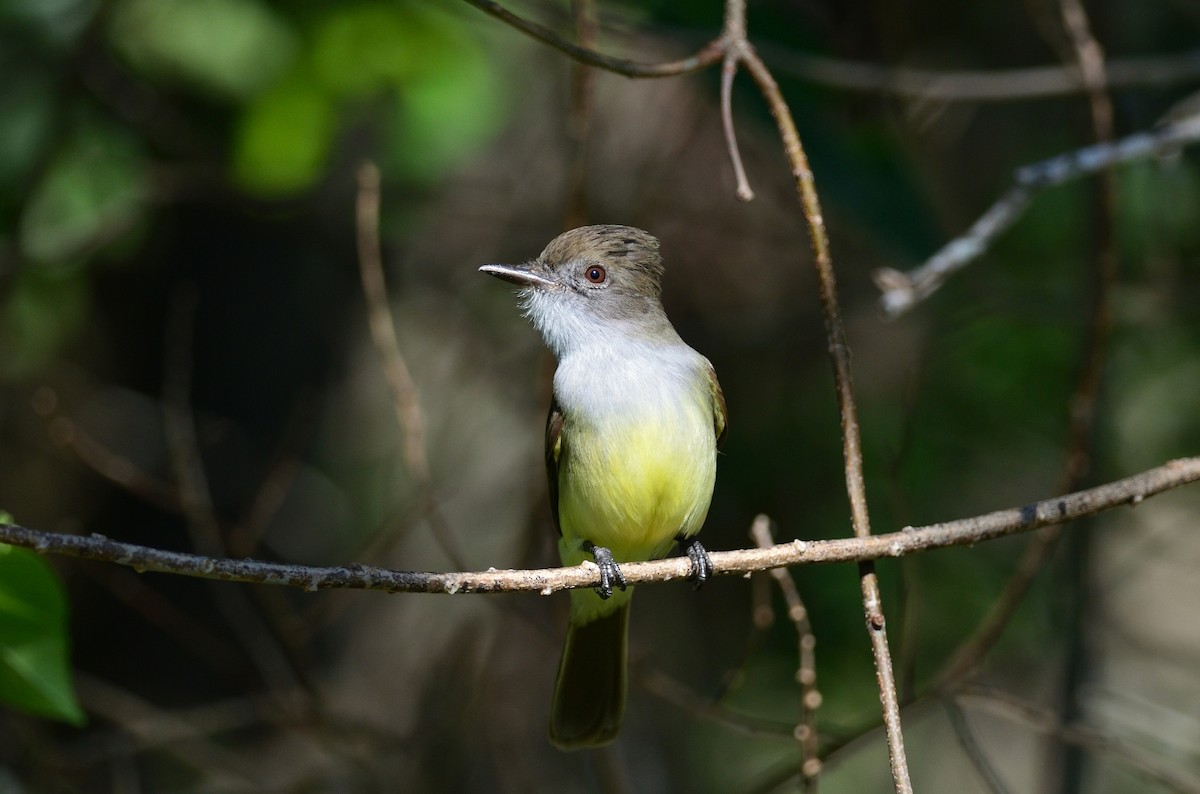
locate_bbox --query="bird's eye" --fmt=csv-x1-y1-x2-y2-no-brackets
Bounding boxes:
584,265,607,284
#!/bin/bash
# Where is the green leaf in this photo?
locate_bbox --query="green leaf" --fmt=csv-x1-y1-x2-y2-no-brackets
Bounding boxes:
232,80,337,195
18,122,147,266
0,74,56,193
109,0,297,100
385,18,506,183
310,3,417,98
0,544,84,726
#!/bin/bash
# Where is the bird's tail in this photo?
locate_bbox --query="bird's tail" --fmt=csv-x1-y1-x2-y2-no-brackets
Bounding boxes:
548,600,630,749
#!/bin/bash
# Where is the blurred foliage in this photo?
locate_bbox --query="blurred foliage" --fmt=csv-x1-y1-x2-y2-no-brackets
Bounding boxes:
18,120,147,266
0,0,1199,791
109,0,298,100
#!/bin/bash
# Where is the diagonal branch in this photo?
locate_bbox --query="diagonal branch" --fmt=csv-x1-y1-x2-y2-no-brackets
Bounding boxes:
874,114,1200,316
958,686,1200,794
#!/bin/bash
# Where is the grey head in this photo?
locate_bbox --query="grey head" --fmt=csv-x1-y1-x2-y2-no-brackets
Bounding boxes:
480,225,678,356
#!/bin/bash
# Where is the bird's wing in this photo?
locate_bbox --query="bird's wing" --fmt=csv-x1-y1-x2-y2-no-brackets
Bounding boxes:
545,398,565,535
706,361,728,449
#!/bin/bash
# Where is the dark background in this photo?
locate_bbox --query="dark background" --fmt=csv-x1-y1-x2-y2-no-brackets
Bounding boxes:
2,0,1199,791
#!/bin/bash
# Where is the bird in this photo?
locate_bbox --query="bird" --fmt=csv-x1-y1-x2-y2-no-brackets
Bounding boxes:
480,225,726,749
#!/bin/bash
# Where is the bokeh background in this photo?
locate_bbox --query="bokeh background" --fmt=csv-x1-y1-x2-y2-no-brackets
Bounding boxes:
2,0,1200,791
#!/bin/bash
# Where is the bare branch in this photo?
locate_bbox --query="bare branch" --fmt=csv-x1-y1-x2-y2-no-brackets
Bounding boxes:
751,515,821,789
874,114,1200,317
721,53,754,202
162,287,224,558
1046,7,1117,789
733,24,913,794
30,386,181,513
563,0,598,228
76,674,271,785
941,693,1011,794
4,459,1193,594
764,46,1200,102
958,686,1200,794
461,0,724,78
640,667,795,738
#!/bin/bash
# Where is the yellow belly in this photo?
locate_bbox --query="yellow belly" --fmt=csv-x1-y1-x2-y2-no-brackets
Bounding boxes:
557,407,716,566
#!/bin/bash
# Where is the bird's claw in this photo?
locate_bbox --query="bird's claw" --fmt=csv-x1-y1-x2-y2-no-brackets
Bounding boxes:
679,536,712,590
585,543,627,599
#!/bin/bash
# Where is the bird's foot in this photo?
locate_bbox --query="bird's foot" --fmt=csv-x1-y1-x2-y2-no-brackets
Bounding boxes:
677,535,712,589
584,542,627,600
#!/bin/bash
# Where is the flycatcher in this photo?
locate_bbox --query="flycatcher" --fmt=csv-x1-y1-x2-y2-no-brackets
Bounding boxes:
481,225,727,749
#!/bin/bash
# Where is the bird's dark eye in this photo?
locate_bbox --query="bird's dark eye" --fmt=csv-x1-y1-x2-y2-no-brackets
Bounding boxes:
584,265,606,284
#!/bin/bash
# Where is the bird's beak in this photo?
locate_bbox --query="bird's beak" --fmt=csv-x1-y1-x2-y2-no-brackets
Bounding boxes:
479,263,556,289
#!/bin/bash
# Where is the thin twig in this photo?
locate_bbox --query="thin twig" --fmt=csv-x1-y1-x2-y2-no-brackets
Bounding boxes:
730,17,913,792
31,386,182,513
1049,7,1117,791
750,515,821,789
76,674,269,787
226,400,312,558
855,569,909,793
461,0,725,78
162,287,224,558
1057,0,1118,496
3,458,1194,594
721,52,754,201
711,562,774,703
957,686,1200,794
874,114,1200,317
764,46,1200,102
75,563,246,676
941,693,1010,794
741,698,943,794
640,667,796,738
355,162,469,571
563,0,598,228
937,525,1055,686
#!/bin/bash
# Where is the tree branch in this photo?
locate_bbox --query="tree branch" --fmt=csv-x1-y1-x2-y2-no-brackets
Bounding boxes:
764,46,1200,102
874,113,1200,317
729,18,914,792
3,458,1194,595
721,51,754,201
957,685,1200,794
461,0,724,78
751,515,821,789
